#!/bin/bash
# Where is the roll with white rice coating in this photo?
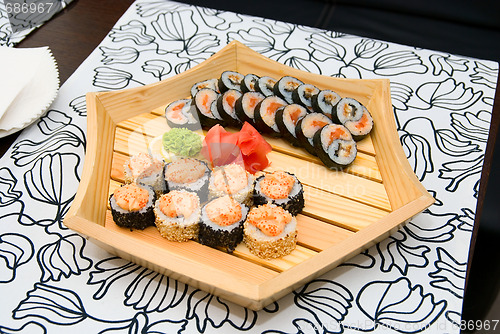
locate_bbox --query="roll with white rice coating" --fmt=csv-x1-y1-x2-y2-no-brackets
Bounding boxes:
154,190,201,242
164,158,210,202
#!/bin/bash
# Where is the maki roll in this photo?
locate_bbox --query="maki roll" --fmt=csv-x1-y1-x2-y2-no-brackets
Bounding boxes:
164,158,211,202
193,88,222,128
165,99,200,130
216,89,243,127
332,97,364,125
253,171,304,216
241,73,260,93
343,106,374,141
275,104,308,146
313,124,357,169
110,183,156,230
124,153,167,195
243,204,297,259
154,190,201,242
273,76,304,104
255,76,277,97
218,70,244,92
311,89,341,117
199,195,249,253
292,83,320,111
295,112,332,155
208,163,254,206
253,95,288,136
190,78,219,98
234,91,265,126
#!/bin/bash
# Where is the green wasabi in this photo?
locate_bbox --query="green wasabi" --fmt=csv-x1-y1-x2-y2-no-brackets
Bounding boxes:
162,128,202,157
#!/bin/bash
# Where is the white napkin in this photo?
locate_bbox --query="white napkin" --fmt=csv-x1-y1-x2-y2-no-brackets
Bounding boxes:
0,46,59,137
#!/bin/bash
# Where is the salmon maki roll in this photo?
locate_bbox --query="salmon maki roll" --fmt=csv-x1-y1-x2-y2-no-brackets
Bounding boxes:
244,204,297,259
253,171,304,216
109,183,156,230
275,104,308,146
313,124,357,169
193,88,223,128
343,106,374,141
216,89,243,127
165,99,200,130
253,95,288,136
190,78,219,98
234,91,265,126
218,70,244,92
154,190,201,242
295,112,332,155
199,195,249,253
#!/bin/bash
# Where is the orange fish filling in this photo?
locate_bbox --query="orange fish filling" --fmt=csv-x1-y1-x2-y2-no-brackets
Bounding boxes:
260,171,295,200
247,204,292,237
114,184,149,212
355,112,370,130
158,191,198,218
205,195,242,226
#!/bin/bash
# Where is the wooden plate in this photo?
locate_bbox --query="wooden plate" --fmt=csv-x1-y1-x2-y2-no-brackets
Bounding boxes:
64,40,434,310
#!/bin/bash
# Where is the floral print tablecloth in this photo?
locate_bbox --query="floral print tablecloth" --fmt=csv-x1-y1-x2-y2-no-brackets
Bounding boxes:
0,1,498,333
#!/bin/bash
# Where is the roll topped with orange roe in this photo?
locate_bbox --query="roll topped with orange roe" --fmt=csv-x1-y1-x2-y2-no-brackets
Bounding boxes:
253,170,304,216
199,195,249,253
243,203,297,259
109,183,156,230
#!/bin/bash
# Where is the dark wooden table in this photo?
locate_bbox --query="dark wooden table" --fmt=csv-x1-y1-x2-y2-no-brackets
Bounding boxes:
1,0,499,313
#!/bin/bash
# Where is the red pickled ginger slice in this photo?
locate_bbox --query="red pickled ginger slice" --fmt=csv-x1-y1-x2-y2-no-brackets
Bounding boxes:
202,122,272,173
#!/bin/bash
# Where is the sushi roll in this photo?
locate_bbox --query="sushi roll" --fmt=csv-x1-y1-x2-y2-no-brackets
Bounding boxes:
275,104,308,146
311,89,341,117
332,97,364,125
190,78,219,98
295,112,332,155
313,124,357,169
193,88,222,128
253,95,288,136
164,158,211,202
292,83,320,111
243,204,297,259
234,91,265,126
241,73,260,93
154,190,201,242
165,99,200,130
253,171,304,216
273,76,304,104
124,153,167,195
208,163,254,206
255,76,277,97
343,106,374,141
218,70,244,92
109,183,156,230
216,89,243,127
198,195,249,253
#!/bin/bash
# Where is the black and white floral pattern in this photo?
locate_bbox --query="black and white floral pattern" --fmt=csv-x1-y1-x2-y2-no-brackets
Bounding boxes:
0,1,498,332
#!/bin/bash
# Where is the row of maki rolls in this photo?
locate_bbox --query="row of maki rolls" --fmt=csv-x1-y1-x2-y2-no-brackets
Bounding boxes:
109,151,306,259
165,70,373,170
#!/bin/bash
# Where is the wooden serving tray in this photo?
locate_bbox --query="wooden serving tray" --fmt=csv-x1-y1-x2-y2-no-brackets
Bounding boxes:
64,40,434,310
